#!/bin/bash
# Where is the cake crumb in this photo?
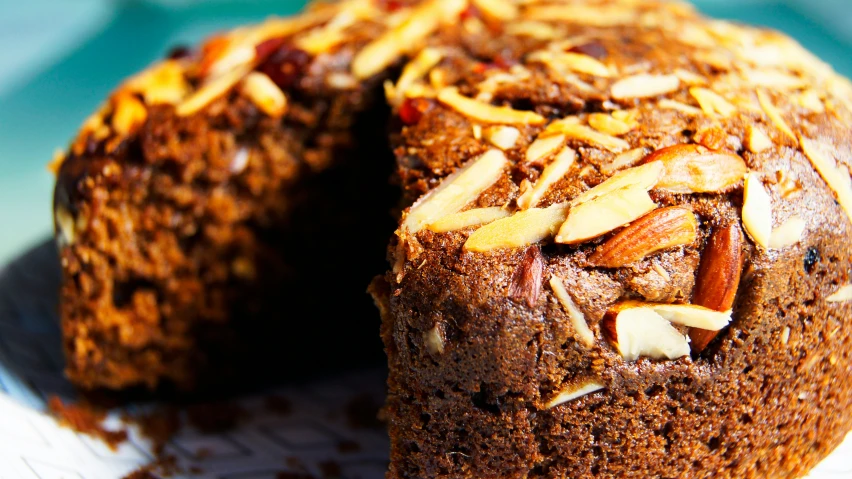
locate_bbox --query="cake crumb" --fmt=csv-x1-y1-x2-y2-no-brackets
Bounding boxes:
48,396,128,450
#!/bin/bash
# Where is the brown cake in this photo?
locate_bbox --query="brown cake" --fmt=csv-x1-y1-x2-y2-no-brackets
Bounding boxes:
369,1,852,478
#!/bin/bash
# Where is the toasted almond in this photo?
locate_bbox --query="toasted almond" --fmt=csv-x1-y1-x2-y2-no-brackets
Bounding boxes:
602,307,690,361
611,74,680,100
124,60,189,105
768,216,807,249
545,381,604,409
505,21,560,40
571,161,664,206
612,300,731,331
644,144,747,194
389,47,444,105
745,125,773,153
508,246,545,307
549,275,595,348
484,125,521,150
464,202,569,252
427,207,510,232
827,284,852,302
800,137,852,222
177,66,249,117
588,207,698,267
438,87,546,125
750,69,808,89
658,99,703,116
526,4,636,26
424,324,445,354
588,113,634,136
600,147,650,176
241,72,288,117
528,50,612,78
689,87,737,117
795,90,825,113
473,0,518,20
525,134,565,163
517,147,577,210
543,120,630,153
756,89,797,142
404,149,508,232
556,185,657,244
674,68,707,86
742,173,772,248
111,93,147,136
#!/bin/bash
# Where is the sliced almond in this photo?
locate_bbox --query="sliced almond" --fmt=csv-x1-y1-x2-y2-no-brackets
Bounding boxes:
543,120,630,153
588,207,698,268
424,324,445,354
517,147,577,210
241,71,288,117
473,0,518,20
768,216,806,249
756,89,797,142
124,60,189,105
745,125,773,153
742,173,773,248
658,99,703,116
526,4,636,27
644,144,747,194
464,202,569,252
525,134,565,163
588,113,634,136
795,90,825,113
612,301,731,331
111,93,147,136
438,87,546,125
546,381,604,409
427,207,510,233
571,161,664,207
484,126,521,150
611,74,680,100
389,47,443,105
404,149,508,233
673,68,707,86
800,137,852,222
689,87,737,117
505,21,560,40
602,307,690,361
549,275,595,348
508,246,545,307
176,66,249,117
601,147,650,176
556,185,657,244
750,69,808,89
826,284,852,302
528,50,611,78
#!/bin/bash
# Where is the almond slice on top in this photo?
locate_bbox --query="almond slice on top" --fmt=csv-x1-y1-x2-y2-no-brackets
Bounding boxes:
525,134,566,164
543,119,630,153
528,50,612,78
177,65,250,117
571,161,664,207
768,216,807,249
556,185,657,245
517,147,577,210
473,0,518,20
549,275,596,348
588,113,634,136
689,87,737,117
404,149,508,233
546,381,605,409
756,89,797,142
612,300,732,331
388,47,444,105
525,4,636,27
241,72,288,118
602,307,690,361
588,206,698,268
800,137,852,222
438,87,546,125
464,202,569,252
611,74,680,100
601,147,649,176
742,173,773,248
644,144,747,194
427,207,510,233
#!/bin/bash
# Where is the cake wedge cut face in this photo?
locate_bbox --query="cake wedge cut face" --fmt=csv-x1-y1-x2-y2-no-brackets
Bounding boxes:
372,0,852,477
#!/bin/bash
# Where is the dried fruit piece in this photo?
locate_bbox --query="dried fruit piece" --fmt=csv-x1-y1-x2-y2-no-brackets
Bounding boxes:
404,149,507,232
800,137,852,222
544,119,630,153
601,147,650,176
644,144,747,194
517,147,577,210
111,93,147,136
508,246,545,307
745,125,773,153
427,207,510,232
546,381,604,409
742,173,772,248
525,134,565,163
549,275,595,347
693,125,728,151
611,74,680,100
484,126,521,150
588,113,634,136
424,324,445,354
602,307,690,361
437,87,546,124
572,161,663,206
689,87,737,117
826,284,852,302
556,185,657,244
177,66,250,117
588,207,698,267
768,216,807,249
241,71,288,117
464,202,569,252
756,89,796,142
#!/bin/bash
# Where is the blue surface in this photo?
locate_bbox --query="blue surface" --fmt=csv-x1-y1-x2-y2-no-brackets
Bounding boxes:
0,0,850,266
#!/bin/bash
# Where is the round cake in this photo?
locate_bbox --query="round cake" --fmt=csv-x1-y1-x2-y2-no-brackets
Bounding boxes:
51,0,852,476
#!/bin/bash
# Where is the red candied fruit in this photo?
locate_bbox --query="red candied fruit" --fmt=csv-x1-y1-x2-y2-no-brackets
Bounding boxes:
256,42,311,89
460,4,481,20
569,41,608,60
399,98,431,125
378,0,403,12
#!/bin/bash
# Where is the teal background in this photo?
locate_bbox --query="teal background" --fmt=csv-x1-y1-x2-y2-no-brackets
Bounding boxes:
0,0,850,266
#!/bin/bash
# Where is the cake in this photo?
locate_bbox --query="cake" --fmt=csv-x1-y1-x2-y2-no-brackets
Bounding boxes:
51,0,852,476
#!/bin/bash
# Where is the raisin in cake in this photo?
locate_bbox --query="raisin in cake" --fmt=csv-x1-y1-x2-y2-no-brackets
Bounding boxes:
370,1,852,478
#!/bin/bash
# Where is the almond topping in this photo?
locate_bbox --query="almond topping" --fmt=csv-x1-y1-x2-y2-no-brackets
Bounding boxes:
611,74,680,100
756,89,797,142
800,137,852,222
517,147,577,210
689,87,737,117
509,246,545,307
556,185,657,245
658,99,703,116
427,207,510,233
602,307,690,361
588,113,634,136
549,275,595,348
826,284,852,302
750,69,808,89
612,300,731,331
388,47,443,105
526,5,636,27
673,68,707,86
546,381,604,409
543,119,630,153
525,134,565,163
745,125,773,153
795,90,824,113
241,72,288,117
464,202,569,252
473,0,518,20
177,66,249,117
644,144,747,194
111,93,148,137
742,173,772,248
484,126,521,150
404,149,508,233
601,147,650,176
124,60,189,105
505,21,560,40
438,87,546,125
588,207,698,268
768,216,806,249
528,50,612,78
571,161,663,206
